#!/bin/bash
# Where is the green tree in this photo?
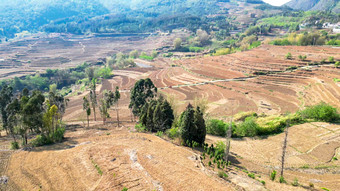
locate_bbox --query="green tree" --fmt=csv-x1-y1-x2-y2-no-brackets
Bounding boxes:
83,96,91,128
129,78,157,116
194,107,206,145
86,67,95,81
129,50,139,59
90,78,97,121
0,85,13,134
99,98,110,125
180,104,196,145
180,104,206,146
6,98,20,142
153,96,174,132
48,91,69,121
20,90,45,145
114,87,121,127
173,38,182,50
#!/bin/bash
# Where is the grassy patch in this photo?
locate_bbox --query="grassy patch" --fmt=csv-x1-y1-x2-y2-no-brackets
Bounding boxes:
91,160,103,176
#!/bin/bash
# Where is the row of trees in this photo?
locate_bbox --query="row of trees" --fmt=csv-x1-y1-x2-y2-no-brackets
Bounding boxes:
82,68,121,127
0,85,68,147
129,78,206,146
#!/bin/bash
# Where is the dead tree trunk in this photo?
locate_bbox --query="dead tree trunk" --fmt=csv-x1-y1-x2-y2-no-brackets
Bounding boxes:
280,121,290,177
87,115,89,128
225,116,232,162
116,102,120,127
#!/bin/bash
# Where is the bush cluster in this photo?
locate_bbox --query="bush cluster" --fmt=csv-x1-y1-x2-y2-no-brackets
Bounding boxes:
206,119,235,137
207,102,340,138
139,96,174,132
31,127,65,147
203,141,229,169
299,102,339,122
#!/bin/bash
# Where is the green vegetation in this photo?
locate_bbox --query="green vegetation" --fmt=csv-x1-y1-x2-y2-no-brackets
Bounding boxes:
279,176,286,183
335,61,340,68
10,141,19,150
300,102,339,122
234,117,259,137
166,127,180,139
218,171,228,179
206,119,234,137
231,103,339,137
180,104,206,146
285,52,293,59
91,160,103,176
139,96,174,132
270,170,277,181
0,85,68,148
292,178,299,186
203,141,228,169
298,55,307,61
129,78,157,116
321,187,330,191
272,31,340,46
248,173,255,179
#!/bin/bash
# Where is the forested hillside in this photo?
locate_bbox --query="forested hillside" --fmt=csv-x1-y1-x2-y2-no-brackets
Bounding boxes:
285,0,340,12
0,0,267,38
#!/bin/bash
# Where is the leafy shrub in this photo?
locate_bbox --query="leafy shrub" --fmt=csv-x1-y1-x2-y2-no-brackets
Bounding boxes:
234,112,257,122
285,52,292,59
52,127,65,143
234,117,259,137
257,114,303,135
189,46,204,52
96,67,113,79
329,56,335,63
298,55,307,61
248,173,255,179
213,48,231,56
321,187,330,191
292,178,299,186
135,123,146,132
92,160,103,176
156,131,163,137
270,170,277,181
335,61,340,68
279,176,286,183
300,102,339,122
309,182,314,187
327,39,340,46
31,135,52,147
218,171,228,179
261,180,266,185
166,127,180,139
11,141,19,150
121,188,128,191
206,119,234,137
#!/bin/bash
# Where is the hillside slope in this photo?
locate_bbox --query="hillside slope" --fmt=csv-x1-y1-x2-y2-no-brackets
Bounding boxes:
285,0,340,12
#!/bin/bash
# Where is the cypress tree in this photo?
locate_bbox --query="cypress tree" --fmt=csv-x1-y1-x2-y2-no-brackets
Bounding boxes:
180,104,195,145
194,106,206,145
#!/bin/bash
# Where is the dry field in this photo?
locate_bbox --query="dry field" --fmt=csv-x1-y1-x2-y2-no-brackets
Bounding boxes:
0,31,188,80
1,44,340,191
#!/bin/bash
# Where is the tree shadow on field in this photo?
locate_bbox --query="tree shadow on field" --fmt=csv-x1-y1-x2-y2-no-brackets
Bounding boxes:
26,124,84,152
229,152,241,166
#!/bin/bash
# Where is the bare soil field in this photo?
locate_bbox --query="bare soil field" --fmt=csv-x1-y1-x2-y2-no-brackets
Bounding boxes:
0,31,188,80
1,121,338,191
1,42,340,191
3,126,235,191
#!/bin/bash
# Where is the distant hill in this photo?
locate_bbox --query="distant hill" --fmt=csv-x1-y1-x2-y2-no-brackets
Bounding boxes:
285,0,340,13
0,0,273,38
